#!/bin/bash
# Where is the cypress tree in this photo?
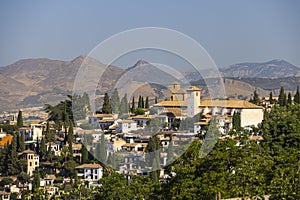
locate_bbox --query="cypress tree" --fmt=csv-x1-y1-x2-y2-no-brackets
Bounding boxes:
20,132,25,152
111,89,120,114
278,86,285,106
283,93,287,107
155,96,158,104
68,123,74,161
7,135,19,175
102,93,112,114
138,96,142,108
17,110,23,128
100,132,107,163
141,96,144,108
269,92,274,104
131,97,135,113
81,144,88,164
294,86,300,104
145,96,149,108
287,92,292,105
253,90,259,105
45,121,54,143
167,138,174,163
40,137,46,161
233,112,241,130
32,170,40,192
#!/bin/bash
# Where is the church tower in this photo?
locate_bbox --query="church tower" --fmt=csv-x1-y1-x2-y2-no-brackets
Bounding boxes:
187,86,201,118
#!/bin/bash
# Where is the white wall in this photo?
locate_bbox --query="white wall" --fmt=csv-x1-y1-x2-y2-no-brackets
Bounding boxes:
240,109,264,127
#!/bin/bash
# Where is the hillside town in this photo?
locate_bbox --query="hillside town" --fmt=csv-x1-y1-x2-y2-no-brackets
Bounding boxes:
0,83,299,199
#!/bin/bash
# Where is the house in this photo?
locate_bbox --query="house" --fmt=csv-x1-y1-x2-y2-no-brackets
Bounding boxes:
66,143,82,163
112,138,127,151
46,142,61,156
0,191,10,200
20,150,39,176
0,133,13,148
121,143,146,152
131,115,150,127
75,163,103,184
116,119,138,133
88,114,115,130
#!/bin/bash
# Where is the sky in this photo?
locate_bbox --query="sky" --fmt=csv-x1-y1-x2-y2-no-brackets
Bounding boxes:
0,0,300,69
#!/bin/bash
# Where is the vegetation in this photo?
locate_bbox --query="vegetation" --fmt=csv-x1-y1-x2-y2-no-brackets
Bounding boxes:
17,110,23,128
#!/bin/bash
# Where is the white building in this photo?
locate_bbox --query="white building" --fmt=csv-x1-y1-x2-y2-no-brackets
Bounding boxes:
75,163,103,182
20,150,39,176
154,84,264,128
116,119,138,133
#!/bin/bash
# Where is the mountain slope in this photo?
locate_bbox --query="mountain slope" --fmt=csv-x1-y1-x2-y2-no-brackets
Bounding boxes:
220,59,300,78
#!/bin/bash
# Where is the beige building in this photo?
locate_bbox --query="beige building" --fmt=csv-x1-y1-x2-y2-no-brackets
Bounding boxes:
154,84,264,128
21,150,39,176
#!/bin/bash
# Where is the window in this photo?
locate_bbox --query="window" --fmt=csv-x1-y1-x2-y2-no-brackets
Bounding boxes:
95,176,98,180
30,162,32,166
35,162,38,166
196,92,198,96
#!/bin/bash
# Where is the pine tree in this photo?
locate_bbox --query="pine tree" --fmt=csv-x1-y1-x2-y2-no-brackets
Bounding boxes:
294,86,300,104
102,93,112,114
119,94,129,115
111,89,120,114
131,97,135,114
145,96,149,108
269,92,274,104
283,93,287,107
17,110,23,128
287,92,292,105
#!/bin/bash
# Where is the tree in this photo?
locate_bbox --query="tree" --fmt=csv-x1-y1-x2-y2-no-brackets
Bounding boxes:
68,122,74,161
138,96,142,108
6,135,19,175
102,93,112,114
141,96,145,108
17,110,23,128
32,170,40,192
294,85,300,104
155,96,158,104
233,112,241,130
100,132,107,163
167,137,174,164
111,88,120,114
19,132,25,152
134,108,145,115
119,93,129,116
45,121,55,143
269,92,274,104
81,144,88,164
278,86,286,106
40,137,46,161
131,96,135,113
145,96,149,108
287,92,292,105
252,90,259,105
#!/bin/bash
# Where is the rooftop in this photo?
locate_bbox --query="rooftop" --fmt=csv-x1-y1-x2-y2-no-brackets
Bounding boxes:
76,163,103,169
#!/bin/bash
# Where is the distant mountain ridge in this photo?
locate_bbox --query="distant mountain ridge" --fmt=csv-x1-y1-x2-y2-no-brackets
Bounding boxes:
220,59,300,78
0,57,299,111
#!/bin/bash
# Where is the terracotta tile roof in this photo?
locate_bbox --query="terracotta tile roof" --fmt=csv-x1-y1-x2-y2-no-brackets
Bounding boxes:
75,163,103,169
154,100,186,107
187,86,201,91
131,115,150,119
200,99,262,109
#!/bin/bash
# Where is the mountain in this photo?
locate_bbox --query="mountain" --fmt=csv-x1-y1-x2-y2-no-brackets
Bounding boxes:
1,57,299,111
220,59,300,78
0,56,124,111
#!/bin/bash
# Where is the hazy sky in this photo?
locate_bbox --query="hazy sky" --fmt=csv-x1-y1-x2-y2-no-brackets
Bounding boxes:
0,0,300,68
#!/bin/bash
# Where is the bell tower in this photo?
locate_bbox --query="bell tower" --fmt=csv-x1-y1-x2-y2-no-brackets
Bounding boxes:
187,86,201,118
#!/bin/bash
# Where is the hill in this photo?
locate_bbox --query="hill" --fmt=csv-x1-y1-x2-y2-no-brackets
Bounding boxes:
220,59,300,78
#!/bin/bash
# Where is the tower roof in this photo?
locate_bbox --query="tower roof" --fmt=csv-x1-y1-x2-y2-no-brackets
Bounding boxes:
187,86,201,91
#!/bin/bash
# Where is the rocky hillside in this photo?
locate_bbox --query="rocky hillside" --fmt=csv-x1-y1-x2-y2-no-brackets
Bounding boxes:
220,59,300,78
